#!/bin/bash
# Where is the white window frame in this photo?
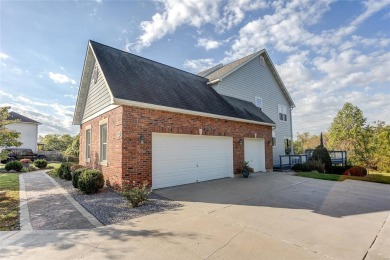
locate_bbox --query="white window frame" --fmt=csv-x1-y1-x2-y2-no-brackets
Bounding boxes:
85,125,91,163
255,96,262,108
99,118,108,166
278,104,288,122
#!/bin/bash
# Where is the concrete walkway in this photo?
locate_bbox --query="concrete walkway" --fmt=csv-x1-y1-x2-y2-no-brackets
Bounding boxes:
19,171,101,230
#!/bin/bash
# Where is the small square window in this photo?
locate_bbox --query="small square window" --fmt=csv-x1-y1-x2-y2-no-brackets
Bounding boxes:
278,105,288,122
255,97,262,108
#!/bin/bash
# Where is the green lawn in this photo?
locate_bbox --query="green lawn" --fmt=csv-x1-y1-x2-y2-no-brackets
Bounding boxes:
0,173,20,230
295,171,390,184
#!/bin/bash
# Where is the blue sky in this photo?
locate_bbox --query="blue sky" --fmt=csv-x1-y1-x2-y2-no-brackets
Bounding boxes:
1,0,389,136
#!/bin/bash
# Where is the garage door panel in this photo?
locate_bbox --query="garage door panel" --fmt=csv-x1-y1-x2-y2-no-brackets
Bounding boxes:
152,133,233,189
244,138,266,172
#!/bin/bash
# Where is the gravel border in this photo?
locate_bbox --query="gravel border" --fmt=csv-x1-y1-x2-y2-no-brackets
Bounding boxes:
51,175,182,225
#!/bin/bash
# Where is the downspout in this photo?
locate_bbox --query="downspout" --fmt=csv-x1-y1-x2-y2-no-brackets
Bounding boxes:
290,106,294,155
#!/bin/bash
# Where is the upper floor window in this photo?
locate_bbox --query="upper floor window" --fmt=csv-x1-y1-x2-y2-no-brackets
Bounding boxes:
278,105,288,122
255,97,262,108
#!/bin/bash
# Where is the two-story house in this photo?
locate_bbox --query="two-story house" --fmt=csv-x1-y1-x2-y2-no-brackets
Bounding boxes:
73,41,293,190
198,51,295,167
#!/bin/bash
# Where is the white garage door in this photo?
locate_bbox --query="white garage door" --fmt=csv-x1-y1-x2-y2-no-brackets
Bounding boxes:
244,138,266,172
152,133,233,189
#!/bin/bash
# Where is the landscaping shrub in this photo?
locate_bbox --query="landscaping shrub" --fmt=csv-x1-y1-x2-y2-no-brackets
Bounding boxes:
122,182,150,207
5,161,23,172
330,165,352,175
292,163,311,172
78,169,104,194
70,164,83,173
27,165,38,172
33,159,48,169
72,168,86,188
57,162,72,180
310,146,332,173
343,166,367,177
62,163,72,180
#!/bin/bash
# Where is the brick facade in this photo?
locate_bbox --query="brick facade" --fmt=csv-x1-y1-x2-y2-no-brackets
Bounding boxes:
80,105,273,189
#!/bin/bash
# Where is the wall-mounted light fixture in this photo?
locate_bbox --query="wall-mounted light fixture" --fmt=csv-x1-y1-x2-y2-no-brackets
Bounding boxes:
139,135,145,144
239,139,243,145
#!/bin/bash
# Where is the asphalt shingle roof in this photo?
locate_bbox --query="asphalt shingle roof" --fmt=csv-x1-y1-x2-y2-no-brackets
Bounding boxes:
7,112,40,124
90,41,274,125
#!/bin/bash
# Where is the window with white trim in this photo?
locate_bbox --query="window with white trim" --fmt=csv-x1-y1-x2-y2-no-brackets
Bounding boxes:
278,104,288,122
284,138,291,155
85,129,91,161
255,97,262,108
100,123,107,162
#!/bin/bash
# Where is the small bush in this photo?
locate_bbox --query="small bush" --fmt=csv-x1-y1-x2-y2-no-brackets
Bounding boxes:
33,159,48,169
310,146,332,173
330,165,352,175
72,168,86,188
5,161,23,172
57,162,72,179
343,166,367,177
305,160,325,173
122,182,150,207
27,165,38,172
292,163,311,172
70,164,83,173
62,163,72,180
78,169,104,194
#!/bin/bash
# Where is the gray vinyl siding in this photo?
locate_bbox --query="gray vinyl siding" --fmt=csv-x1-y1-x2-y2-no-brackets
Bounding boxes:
213,56,293,166
83,62,111,120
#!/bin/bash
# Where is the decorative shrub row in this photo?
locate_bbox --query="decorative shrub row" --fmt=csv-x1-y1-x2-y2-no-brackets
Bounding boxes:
56,163,105,194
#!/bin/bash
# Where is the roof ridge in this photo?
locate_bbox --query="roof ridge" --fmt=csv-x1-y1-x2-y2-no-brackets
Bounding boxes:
89,40,208,81
221,50,263,68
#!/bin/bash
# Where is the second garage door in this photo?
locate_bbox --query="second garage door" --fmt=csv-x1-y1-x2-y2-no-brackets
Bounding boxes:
152,133,233,189
244,138,266,172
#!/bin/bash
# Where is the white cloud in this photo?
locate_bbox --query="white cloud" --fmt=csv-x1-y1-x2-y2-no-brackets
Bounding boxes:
48,72,77,85
197,38,222,50
128,0,267,52
0,90,77,135
0,52,10,60
128,0,220,52
183,58,218,72
64,94,77,99
217,0,268,32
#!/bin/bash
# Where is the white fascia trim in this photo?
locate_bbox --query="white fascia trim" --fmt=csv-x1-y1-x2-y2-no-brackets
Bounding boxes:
79,105,119,125
10,122,40,125
114,98,275,127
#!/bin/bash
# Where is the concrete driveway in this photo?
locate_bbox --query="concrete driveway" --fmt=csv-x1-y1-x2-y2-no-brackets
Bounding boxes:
1,173,390,259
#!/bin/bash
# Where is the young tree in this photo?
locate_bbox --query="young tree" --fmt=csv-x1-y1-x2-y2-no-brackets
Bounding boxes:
0,107,22,160
369,121,390,172
328,103,367,165
39,134,73,151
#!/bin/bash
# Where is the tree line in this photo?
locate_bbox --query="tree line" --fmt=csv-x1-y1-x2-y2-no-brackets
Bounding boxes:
294,103,390,172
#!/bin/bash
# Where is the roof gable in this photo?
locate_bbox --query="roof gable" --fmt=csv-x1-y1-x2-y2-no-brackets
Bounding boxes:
203,50,295,108
73,41,276,126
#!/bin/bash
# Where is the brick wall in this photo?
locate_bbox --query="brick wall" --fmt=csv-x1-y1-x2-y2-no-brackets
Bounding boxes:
80,105,273,189
79,106,123,188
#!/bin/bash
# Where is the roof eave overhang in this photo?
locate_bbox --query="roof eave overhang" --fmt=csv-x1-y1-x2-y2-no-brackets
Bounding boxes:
113,98,275,127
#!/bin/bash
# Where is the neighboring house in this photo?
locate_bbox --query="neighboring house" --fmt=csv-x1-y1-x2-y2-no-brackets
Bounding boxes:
198,51,295,167
4,111,40,152
73,41,276,189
